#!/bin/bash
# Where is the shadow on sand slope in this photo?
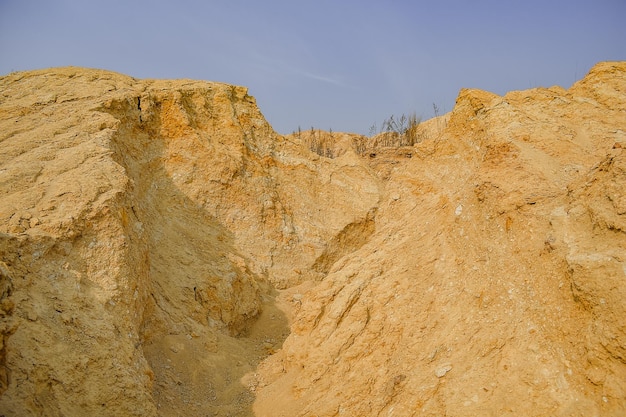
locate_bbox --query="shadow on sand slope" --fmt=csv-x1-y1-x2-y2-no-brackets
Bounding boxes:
103,94,290,416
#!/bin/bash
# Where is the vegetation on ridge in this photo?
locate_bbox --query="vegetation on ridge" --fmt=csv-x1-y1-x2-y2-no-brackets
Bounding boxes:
292,110,432,159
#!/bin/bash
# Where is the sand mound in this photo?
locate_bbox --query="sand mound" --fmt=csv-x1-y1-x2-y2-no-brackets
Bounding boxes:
1,62,625,416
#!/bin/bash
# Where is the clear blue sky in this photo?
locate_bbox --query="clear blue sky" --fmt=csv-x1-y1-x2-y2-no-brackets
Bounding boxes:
1,0,624,134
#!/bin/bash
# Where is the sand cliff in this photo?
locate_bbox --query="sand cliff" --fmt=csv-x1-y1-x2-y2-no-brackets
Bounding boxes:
0,62,625,416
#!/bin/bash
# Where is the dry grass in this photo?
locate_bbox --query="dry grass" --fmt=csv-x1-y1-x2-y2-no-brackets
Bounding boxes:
294,127,338,158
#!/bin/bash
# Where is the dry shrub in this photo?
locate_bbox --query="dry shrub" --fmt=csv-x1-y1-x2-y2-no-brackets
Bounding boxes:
295,127,338,158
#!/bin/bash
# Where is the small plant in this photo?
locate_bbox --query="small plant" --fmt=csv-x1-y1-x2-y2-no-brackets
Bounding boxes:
432,102,447,136
369,123,377,136
353,136,367,155
294,127,337,159
376,112,424,146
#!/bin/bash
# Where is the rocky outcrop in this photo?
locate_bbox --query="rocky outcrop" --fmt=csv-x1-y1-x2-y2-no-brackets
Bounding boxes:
252,62,626,416
0,62,625,416
0,67,378,416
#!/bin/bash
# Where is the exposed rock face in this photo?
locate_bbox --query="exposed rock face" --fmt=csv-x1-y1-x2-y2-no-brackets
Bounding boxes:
0,62,624,416
0,67,378,416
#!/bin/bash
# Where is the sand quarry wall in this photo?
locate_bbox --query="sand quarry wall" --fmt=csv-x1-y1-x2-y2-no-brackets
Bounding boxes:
0,62,625,416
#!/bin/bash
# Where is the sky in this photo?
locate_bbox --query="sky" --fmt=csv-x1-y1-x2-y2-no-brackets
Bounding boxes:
1,0,624,135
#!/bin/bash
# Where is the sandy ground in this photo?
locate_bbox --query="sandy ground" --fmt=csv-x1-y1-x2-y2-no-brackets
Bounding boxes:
143,280,315,416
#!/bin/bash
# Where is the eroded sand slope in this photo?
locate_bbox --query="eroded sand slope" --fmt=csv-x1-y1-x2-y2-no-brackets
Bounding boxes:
0,62,625,416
